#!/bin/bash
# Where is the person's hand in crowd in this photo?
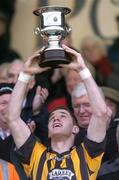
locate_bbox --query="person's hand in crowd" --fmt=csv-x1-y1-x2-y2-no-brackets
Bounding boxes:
32,86,49,115
60,44,86,71
23,47,50,75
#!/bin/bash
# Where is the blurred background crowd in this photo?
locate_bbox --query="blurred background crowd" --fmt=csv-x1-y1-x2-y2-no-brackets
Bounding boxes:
0,0,119,179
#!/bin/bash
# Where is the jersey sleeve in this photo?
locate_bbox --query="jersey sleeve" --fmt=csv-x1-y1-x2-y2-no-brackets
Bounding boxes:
16,133,46,177
81,137,106,179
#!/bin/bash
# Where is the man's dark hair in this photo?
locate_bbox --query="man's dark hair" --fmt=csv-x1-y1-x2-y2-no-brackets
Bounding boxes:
49,107,78,126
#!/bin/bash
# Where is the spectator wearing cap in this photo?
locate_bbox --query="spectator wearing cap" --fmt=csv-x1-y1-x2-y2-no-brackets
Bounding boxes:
0,83,47,180
97,123,119,180
0,83,30,179
101,86,119,162
101,86,119,119
0,82,48,179
0,83,15,162
0,83,14,141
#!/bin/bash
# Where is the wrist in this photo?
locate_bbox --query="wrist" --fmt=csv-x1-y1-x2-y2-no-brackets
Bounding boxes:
78,67,92,80
18,72,33,83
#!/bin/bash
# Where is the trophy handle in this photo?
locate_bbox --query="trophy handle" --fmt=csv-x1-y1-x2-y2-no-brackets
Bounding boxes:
34,27,41,35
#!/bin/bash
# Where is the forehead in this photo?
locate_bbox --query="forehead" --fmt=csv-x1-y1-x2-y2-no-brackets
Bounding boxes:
0,94,11,102
49,109,71,118
72,95,89,104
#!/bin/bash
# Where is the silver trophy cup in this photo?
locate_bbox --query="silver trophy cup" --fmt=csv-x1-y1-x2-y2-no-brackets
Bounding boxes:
33,6,72,67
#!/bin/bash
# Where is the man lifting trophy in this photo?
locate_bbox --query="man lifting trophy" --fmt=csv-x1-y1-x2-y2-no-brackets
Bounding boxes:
33,6,72,67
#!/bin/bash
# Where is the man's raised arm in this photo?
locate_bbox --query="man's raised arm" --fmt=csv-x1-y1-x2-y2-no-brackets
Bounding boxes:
6,49,49,149
62,44,112,143
83,75,111,142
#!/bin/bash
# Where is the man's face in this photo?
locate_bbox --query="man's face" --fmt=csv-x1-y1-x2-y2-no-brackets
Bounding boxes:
48,109,77,138
0,94,11,115
0,93,11,130
72,95,92,129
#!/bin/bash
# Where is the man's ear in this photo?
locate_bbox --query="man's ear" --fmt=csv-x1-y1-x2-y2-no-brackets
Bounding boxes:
72,125,79,135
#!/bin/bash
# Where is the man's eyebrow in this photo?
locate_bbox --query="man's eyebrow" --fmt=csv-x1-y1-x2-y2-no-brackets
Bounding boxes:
49,111,69,118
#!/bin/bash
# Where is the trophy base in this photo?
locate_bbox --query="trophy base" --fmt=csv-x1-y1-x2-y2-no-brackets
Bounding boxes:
39,49,71,68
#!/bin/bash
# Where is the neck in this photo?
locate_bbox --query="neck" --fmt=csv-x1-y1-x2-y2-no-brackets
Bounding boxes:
51,136,74,153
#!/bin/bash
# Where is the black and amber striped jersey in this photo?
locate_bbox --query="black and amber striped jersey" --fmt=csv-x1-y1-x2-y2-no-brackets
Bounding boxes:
17,134,105,180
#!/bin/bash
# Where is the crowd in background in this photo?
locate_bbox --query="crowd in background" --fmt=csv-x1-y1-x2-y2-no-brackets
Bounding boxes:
0,0,119,180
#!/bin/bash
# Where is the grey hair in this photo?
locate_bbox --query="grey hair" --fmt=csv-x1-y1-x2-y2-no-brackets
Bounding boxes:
71,83,105,104
72,83,87,98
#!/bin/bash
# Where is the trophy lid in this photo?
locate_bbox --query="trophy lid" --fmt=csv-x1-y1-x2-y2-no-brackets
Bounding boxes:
33,6,71,16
